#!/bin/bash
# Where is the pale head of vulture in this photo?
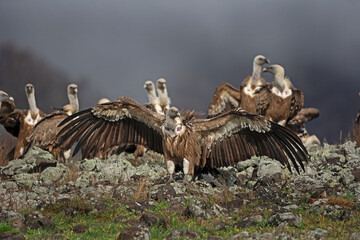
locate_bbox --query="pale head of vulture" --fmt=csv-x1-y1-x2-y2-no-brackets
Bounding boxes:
156,78,167,91
263,64,291,91
67,84,78,96
25,83,39,117
254,55,270,66
25,83,34,97
251,55,270,82
144,80,155,91
263,64,285,76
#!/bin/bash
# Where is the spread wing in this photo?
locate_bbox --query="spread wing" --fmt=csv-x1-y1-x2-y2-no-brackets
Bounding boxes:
28,112,68,149
255,85,271,116
57,96,165,159
0,109,23,137
192,108,309,173
207,82,241,118
288,89,304,120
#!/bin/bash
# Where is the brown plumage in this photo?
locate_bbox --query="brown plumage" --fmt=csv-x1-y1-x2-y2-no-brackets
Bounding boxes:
57,96,309,181
256,64,304,126
208,55,269,117
25,84,79,163
5,84,45,159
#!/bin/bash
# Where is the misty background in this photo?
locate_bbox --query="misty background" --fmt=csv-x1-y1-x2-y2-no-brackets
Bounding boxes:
0,0,360,143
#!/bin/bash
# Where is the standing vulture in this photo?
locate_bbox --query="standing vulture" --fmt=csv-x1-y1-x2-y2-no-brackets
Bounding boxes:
208,55,270,117
144,80,163,114
25,84,79,163
57,97,308,181
4,84,45,159
156,78,171,112
256,64,304,126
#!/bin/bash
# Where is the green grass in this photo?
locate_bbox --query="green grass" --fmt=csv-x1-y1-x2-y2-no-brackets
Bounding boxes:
0,221,18,234
3,197,358,239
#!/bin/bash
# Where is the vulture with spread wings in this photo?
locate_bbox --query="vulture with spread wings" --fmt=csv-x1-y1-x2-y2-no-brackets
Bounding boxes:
57,96,308,181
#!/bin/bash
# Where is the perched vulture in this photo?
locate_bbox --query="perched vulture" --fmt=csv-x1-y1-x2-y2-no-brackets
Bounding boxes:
57,96,309,181
286,108,320,147
144,80,163,114
4,84,45,159
256,64,304,126
156,78,171,112
208,55,270,117
25,84,79,163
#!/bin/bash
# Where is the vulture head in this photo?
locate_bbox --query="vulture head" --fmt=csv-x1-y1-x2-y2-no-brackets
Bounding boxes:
25,83,34,97
144,80,155,91
263,64,285,77
254,55,270,66
163,107,184,136
67,84,78,96
156,78,167,91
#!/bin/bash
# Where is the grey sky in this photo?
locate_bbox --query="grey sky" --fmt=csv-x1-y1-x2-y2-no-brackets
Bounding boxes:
1,0,360,142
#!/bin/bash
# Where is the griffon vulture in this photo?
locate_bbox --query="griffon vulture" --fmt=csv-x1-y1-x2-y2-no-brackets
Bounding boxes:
208,55,270,117
57,97,308,181
144,80,163,114
4,84,45,159
256,64,304,126
25,84,79,163
156,78,171,112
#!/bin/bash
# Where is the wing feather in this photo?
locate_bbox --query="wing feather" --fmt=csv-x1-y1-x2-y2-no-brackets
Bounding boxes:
194,108,309,172
57,97,164,159
207,82,241,118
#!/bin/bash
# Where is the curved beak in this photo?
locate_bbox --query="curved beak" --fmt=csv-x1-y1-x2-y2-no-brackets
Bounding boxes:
265,58,270,64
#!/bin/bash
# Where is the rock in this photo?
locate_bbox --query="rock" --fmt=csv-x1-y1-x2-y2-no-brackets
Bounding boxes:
0,147,57,178
73,224,89,233
151,185,176,201
117,223,151,240
224,199,243,211
40,164,69,185
305,228,329,239
207,236,222,240
236,158,260,172
183,204,210,220
350,232,360,240
229,231,250,240
24,211,55,230
13,173,39,188
166,229,203,240
236,214,263,229
140,212,167,228
257,159,283,178
267,212,302,227
209,219,229,231
0,210,26,233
